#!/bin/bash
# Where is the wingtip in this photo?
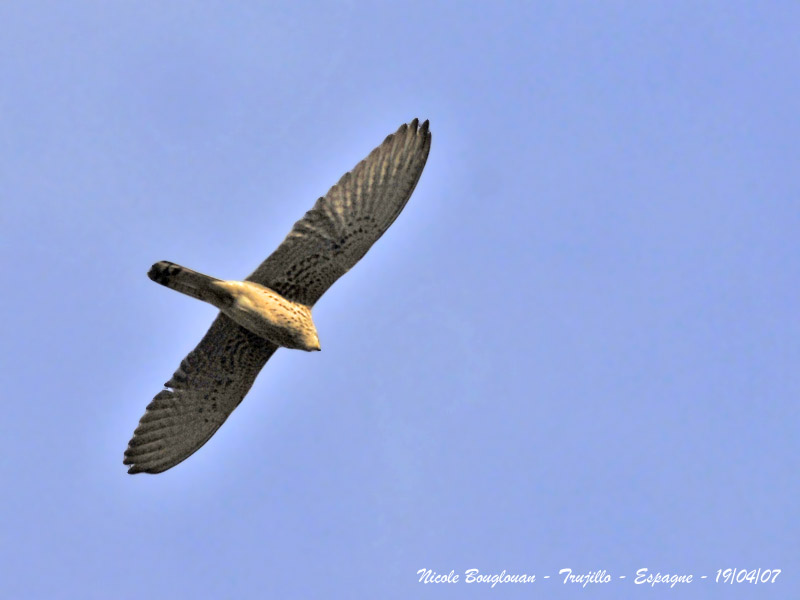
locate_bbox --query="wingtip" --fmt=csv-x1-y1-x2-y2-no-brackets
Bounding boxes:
123,436,162,474
123,455,164,475
124,455,143,474
123,450,139,474
126,465,159,475
385,119,430,144
408,118,430,136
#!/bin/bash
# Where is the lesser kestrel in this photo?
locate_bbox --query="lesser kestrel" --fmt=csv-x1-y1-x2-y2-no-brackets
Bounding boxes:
124,119,431,474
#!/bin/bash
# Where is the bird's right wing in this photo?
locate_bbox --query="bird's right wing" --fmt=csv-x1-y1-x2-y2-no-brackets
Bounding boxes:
246,118,432,306
124,313,278,474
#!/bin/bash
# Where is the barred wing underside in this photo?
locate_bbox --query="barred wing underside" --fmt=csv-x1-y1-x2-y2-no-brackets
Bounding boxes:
247,119,431,306
124,314,277,474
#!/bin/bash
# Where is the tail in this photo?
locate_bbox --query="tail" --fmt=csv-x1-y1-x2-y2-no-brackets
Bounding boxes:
148,261,231,308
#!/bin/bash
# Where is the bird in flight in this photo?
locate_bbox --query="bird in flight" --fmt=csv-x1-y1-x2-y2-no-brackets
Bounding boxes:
124,119,431,474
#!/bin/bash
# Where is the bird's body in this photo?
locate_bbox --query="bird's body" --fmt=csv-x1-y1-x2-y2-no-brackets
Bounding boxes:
148,261,321,351
124,118,431,474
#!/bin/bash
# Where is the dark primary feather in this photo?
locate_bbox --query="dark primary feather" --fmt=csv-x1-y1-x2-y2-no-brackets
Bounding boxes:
247,118,431,306
124,119,431,474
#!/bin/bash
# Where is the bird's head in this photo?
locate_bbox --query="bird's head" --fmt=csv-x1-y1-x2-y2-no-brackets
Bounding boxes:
300,329,321,352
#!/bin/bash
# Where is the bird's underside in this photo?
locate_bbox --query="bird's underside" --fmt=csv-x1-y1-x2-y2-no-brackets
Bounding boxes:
124,118,431,474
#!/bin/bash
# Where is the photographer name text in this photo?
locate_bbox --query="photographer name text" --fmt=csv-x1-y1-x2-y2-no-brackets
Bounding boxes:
416,567,781,589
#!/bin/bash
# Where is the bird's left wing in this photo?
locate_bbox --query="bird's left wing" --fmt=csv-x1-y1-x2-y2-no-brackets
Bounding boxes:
124,314,277,474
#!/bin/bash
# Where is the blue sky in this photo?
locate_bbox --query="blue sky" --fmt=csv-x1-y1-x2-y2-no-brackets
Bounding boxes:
1,2,798,598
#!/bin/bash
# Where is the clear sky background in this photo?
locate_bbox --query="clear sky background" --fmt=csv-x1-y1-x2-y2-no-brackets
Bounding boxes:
1,2,797,599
